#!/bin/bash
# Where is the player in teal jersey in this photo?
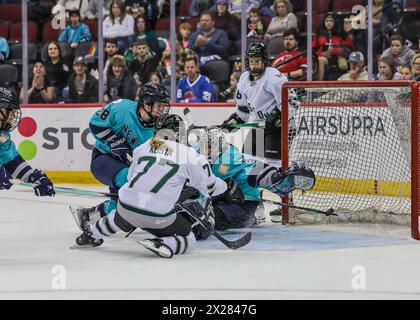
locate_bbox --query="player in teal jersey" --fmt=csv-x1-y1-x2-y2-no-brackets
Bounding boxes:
193,127,315,232
71,82,170,226
0,87,55,196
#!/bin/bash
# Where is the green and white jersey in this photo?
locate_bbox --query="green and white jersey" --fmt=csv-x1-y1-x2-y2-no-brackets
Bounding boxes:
119,139,227,215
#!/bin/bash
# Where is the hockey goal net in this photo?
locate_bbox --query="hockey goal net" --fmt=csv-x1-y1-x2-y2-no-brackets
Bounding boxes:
281,81,420,239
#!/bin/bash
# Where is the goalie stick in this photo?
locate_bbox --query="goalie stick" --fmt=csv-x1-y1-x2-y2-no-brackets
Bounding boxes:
176,200,252,250
262,198,349,221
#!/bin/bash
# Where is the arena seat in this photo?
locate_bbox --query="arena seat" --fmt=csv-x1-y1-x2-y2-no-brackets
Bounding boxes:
9,22,38,42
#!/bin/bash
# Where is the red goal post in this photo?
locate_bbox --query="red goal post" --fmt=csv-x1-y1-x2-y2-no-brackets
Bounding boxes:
281,81,420,240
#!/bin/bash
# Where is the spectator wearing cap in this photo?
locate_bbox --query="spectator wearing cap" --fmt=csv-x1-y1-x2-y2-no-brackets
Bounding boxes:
103,0,135,53
411,54,420,82
272,28,307,80
67,56,99,103
189,10,230,85
58,9,92,49
0,36,9,63
20,60,55,104
214,0,240,42
338,51,368,81
104,55,137,102
128,40,160,88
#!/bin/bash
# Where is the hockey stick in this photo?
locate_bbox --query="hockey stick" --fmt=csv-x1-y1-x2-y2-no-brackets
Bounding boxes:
262,198,349,221
176,201,252,250
183,107,265,130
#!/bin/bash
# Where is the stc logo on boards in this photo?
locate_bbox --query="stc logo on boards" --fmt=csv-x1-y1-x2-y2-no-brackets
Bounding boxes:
17,117,94,160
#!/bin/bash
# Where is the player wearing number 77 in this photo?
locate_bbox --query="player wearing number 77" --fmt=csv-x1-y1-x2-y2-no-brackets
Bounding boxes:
75,114,227,258
76,82,170,221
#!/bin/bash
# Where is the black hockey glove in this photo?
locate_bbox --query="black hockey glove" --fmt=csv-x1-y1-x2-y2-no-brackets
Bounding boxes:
221,113,245,132
108,136,130,162
27,169,55,196
265,108,281,132
213,178,244,204
0,166,12,190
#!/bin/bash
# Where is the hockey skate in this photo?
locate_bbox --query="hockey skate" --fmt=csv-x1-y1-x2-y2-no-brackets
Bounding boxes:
72,219,103,249
69,206,96,231
138,239,174,258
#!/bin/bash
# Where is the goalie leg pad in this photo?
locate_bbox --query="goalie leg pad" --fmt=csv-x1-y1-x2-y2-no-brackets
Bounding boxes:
213,201,260,230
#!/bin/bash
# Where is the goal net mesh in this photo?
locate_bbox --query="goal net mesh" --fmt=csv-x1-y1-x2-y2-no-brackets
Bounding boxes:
284,83,417,226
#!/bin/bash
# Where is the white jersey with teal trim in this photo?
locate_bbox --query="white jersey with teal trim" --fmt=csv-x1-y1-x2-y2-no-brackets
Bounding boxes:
119,139,227,215
235,67,288,123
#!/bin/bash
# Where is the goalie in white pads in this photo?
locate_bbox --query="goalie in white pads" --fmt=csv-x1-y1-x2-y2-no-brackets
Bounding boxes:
74,114,227,258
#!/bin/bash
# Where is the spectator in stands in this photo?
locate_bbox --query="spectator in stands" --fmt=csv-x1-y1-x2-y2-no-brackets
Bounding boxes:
67,56,99,103
58,9,92,50
179,22,193,49
147,71,162,84
176,56,214,103
52,0,90,20
376,56,401,80
230,0,261,18
338,51,369,81
264,0,297,43
44,41,71,102
247,8,266,40
103,0,135,52
189,11,230,85
380,34,416,69
312,12,354,81
129,40,160,88
189,0,215,17
21,60,55,104
0,36,9,63
103,38,119,83
104,55,136,102
214,0,240,42
126,1,159,28
87,0,114,19
398,65,412,80
411,54,420,82
271,28,306,80
131,14,160,56
219,71,240,102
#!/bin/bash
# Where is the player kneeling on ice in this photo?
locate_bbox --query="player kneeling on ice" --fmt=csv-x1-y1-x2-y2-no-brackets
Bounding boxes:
0,87,55,196
75,82,170,221
185,127,315,231
74,114,227,258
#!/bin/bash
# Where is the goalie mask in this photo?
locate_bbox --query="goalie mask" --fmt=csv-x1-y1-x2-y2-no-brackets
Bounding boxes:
245,41,268,77
155,114,187,143
0,87,21,132
197,128,227,164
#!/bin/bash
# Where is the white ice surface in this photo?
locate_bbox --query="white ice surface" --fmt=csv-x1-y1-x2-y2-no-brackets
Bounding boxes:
1,185,420,300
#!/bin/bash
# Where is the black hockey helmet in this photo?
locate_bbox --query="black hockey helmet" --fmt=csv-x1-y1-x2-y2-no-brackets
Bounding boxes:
0,87,21,132
245,41,268,77
155,114,187,143
137,82,170,122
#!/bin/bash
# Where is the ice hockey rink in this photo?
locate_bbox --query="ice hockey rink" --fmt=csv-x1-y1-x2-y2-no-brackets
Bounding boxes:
1,184,420,300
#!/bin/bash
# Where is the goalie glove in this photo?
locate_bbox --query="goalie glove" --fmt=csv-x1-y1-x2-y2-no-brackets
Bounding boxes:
212,178,244,204
0,166,12,190
26,169,55,196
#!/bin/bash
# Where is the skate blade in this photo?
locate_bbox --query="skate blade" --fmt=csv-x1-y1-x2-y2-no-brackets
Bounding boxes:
138,240,173,258
69,206,84,231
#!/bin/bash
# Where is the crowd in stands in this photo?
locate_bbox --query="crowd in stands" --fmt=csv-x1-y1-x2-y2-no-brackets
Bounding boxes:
0,0,419,104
